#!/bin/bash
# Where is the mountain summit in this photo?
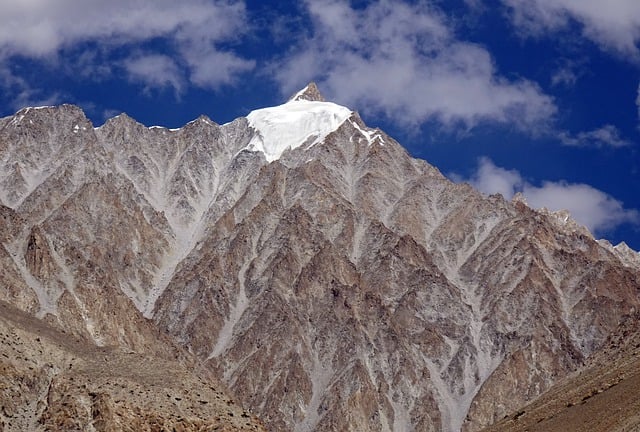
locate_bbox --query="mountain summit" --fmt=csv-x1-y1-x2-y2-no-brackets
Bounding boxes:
289,81,326,102
1,88,639,431
245,87,352,162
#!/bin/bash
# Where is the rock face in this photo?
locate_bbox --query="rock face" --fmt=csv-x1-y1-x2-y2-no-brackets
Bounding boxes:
0,87,639,431
480,312,640,432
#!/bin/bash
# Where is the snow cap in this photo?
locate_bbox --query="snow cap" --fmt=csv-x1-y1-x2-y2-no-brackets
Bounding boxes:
245,84,352,162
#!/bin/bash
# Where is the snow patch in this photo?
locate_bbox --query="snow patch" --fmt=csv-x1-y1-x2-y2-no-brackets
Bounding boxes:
350,119,383,146
183,117,215,129
142,227,197,318
10,115,25,126
48,242,106,346
245,100,351,162
209,269,249,358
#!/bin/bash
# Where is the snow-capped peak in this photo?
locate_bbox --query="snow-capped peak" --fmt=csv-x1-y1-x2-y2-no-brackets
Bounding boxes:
288,82,325,102
245,95,352,162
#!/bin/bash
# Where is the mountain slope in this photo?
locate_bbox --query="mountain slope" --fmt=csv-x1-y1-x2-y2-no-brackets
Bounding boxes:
481,313,640,432
0,300,266,431
0,83,639,431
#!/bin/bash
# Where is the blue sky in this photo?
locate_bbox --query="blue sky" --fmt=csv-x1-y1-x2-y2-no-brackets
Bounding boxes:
1,0,639,249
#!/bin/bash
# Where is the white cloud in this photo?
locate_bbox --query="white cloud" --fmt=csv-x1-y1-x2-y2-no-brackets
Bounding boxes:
463,157,639,235
549,57,587,87
273,0,557,131
502,0,640,58
124,55,184,95
0,0,253,92
559,125,630,148
181,48,255,90
466,157,524,199
550,67,577,87
523,182,639,235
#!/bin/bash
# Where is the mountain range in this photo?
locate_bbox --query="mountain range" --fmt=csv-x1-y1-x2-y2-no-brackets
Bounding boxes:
0,83,639,431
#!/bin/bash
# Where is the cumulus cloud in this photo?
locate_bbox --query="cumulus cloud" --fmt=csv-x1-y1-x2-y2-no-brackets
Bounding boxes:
466,158,524,199
559,125,630,148
463,157,639,235
502,0,640,58
0,0,253,95
523,182,639,235
273,0,557,131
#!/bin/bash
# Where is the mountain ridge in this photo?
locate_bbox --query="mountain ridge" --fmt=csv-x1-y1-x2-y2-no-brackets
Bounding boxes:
1,88,639,431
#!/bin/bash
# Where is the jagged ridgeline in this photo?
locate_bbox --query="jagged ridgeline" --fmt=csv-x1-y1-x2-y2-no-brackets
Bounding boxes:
0,84,639,431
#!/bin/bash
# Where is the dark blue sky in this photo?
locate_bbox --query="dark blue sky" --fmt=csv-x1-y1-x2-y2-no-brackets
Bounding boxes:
1,0,639,249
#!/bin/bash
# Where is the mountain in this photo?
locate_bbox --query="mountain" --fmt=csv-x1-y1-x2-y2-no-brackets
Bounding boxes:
0,83,639,431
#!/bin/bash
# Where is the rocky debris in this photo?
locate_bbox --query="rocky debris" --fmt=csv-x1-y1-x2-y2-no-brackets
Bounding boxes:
0,300,266,432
